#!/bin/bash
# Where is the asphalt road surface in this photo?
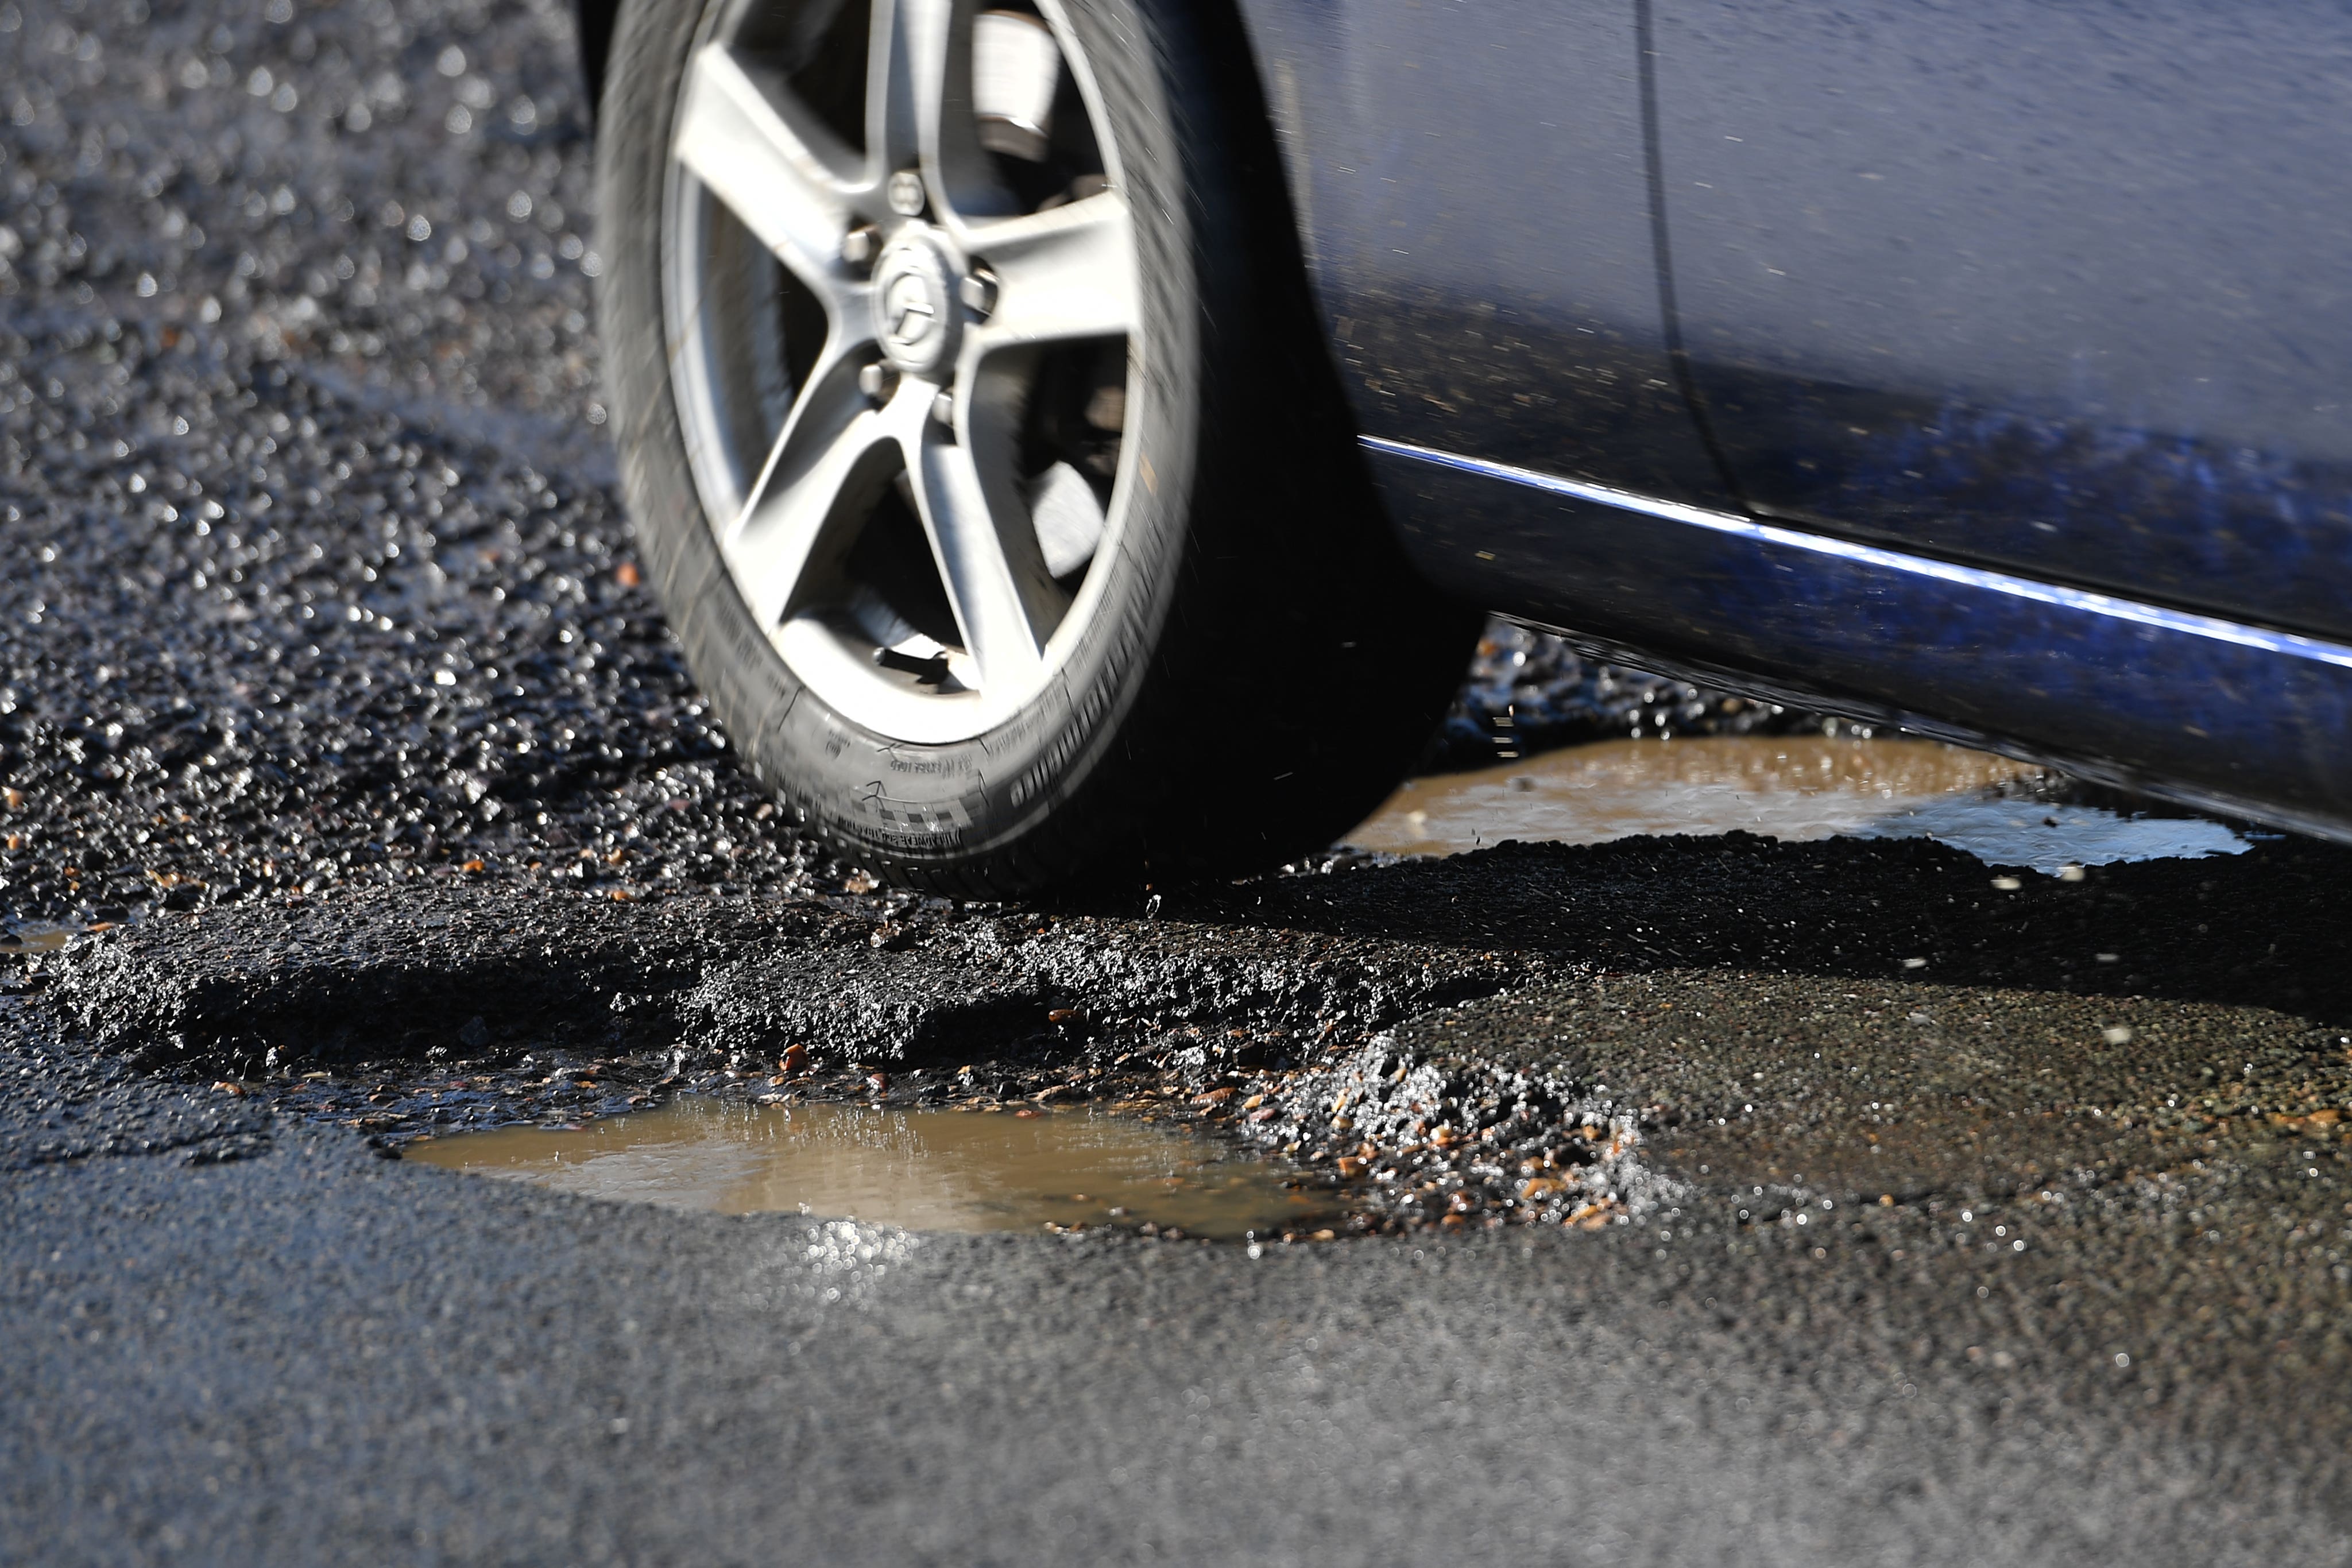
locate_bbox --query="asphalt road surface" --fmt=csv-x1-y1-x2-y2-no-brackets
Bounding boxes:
6,1,2352,1564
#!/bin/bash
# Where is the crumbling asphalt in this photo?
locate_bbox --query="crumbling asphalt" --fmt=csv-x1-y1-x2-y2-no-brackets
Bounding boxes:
7,0,2352,1561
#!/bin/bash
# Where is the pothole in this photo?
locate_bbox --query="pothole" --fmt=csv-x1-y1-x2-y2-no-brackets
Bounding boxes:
407,1097,1341,1241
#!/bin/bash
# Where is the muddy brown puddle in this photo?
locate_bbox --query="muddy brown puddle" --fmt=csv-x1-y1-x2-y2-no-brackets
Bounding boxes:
1348,735,2252,872
409,1098,1337,1241
1,921,103,952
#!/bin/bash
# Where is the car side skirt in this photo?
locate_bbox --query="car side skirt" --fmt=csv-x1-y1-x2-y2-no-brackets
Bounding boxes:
1365,435,2352,845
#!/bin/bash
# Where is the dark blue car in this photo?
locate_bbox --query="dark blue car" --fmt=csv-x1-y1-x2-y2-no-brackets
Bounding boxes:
576,0,2352,894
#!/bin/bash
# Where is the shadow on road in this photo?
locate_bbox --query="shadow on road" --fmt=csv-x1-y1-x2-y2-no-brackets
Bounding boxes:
1149,832,2352,1027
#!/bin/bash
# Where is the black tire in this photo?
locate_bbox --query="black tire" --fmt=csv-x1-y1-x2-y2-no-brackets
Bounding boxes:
595,0,1479,897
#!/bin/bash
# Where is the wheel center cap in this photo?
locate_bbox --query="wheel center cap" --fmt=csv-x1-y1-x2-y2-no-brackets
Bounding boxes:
872,234,960,378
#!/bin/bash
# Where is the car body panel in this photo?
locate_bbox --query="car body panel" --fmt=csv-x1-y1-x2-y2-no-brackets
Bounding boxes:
1653,0,2352,641
1234,0,1730,505
1236,0,2352,841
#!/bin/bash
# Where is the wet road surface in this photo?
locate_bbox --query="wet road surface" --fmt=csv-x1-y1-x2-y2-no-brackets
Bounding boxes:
5,0,2352,1562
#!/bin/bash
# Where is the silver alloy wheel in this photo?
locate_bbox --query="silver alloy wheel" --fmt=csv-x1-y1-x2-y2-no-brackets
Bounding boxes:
660,0,1140,746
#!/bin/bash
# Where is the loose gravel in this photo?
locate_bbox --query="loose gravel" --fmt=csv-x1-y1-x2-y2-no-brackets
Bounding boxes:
0,0,854,929
1430,617,1826,770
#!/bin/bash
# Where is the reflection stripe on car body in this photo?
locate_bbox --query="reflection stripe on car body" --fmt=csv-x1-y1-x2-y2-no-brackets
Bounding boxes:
1360,434,2352,671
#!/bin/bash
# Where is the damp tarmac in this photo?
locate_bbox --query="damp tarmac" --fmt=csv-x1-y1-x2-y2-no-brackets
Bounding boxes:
8,0,2352,1555
1347,734,2252,872
408,1098,1334,1241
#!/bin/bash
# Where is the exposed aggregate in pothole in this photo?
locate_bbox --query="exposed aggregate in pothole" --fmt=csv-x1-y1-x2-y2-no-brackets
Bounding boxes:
13,831,2352,1246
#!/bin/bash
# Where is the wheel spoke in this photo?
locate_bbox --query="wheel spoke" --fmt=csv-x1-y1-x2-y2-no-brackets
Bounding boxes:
724,353,889,630
957,192,1138,358
871,0,1018,221
675,42,862,291
895,388,1049,694
865,0,941,178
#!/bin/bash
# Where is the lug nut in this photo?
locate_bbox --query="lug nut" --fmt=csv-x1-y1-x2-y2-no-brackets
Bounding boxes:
887,169,926,216
957,270,998,318
858,362,897,402
931,390,956,427
840,224,879,267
